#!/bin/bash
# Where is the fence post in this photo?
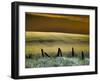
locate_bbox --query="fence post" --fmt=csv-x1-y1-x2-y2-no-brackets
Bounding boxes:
72,47,75,57
41,49,44,57
56,48,62,57
41,49,50,57
81,51,85,60
44,52,50,57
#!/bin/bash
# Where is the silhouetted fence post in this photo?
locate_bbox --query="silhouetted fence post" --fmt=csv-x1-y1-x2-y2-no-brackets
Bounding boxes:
41,49,44,57
41,49,50,57
44,52,50,57
72,47,75,57
56,48,62,57
81,51,85,60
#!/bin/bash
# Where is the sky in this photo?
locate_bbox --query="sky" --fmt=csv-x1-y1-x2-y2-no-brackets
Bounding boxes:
25,12,89,35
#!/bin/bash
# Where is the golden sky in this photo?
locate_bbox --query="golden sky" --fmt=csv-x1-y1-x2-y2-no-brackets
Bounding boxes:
25,13,89,35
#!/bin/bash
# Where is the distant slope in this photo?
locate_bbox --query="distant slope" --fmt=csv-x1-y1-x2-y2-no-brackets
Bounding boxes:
26,32,89,44
25,32,89,56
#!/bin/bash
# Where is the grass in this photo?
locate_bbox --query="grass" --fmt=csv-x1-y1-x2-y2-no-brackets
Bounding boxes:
25,56,89,68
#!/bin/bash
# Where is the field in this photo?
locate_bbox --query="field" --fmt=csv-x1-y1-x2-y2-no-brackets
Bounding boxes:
25,32,89,68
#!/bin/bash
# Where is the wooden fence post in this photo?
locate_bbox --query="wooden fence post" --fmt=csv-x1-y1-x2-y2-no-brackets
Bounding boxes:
44,52,50,57
81,51,85,60
41,49,44,57
41,49,50,57
72,47,75,57
56,48,62,57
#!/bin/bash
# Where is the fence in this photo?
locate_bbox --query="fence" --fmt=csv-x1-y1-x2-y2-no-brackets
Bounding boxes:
40,47,85,60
